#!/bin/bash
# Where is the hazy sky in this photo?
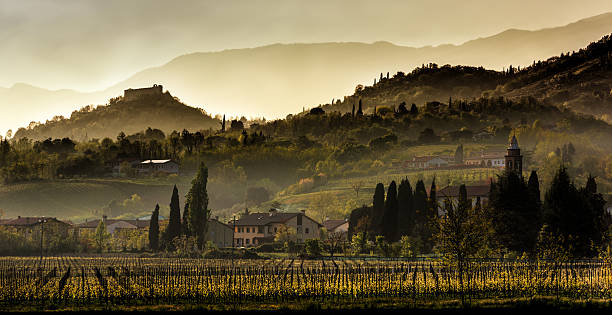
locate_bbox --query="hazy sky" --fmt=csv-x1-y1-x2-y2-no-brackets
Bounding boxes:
2,0,612,91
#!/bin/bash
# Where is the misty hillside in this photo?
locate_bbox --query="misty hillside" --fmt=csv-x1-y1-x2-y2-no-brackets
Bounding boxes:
325,33,612,121
2,12,612,134
13,91,220,140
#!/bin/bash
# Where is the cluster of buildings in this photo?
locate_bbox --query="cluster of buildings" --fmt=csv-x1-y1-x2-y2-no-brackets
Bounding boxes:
404,148,509,170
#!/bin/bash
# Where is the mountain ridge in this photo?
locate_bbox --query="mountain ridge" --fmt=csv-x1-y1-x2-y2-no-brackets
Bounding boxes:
2,12,612,134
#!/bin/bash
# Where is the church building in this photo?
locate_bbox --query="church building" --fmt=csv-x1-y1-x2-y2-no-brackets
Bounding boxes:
505,135,522,175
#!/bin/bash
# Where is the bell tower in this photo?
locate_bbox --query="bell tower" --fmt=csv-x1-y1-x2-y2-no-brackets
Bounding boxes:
505,135,522,175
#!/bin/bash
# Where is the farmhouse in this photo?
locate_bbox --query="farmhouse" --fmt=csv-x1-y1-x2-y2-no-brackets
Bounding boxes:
323,219,349,240
231,209,322,247
464,153,505,167
206,217,234,248
436,184,490,213
136,159,179,175
406,156,451,169
0,216,72,239
76,216,150,235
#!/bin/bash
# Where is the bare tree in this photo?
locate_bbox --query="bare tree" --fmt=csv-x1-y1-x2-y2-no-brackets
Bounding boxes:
352,181,364,198
324,231,346,257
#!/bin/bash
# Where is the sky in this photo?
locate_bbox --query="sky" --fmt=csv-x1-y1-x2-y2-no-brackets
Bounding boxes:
1,0,612,91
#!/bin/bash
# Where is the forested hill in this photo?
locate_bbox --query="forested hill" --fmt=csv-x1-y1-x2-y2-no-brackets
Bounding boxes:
323,34,612,121
13,91,220,141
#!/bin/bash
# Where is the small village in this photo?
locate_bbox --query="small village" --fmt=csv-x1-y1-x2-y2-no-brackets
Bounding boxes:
0,137,535,255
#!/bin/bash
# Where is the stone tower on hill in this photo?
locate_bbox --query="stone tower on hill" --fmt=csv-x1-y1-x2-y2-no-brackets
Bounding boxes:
123,84,163,101
505,135,522,175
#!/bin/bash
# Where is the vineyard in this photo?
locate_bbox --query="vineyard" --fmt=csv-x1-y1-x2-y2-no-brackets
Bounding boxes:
0,257,611,310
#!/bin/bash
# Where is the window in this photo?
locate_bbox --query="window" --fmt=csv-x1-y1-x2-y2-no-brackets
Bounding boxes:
305,228,309,234
246,239,250,244
258,226,263,233
297,226,302,233
246,227,250,233
274,227,277,233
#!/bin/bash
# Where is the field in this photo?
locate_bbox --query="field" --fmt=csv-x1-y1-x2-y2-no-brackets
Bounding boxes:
0,178,192,221
0,256,611,311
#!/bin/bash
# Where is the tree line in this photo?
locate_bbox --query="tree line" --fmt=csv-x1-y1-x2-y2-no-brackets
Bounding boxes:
349,166,611,259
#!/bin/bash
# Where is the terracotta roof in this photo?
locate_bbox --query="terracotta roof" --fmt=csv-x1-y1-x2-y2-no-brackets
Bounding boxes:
437,185,490,198
232,211,322,227
0,217,70,227
323,219,347,231
77,219,150,229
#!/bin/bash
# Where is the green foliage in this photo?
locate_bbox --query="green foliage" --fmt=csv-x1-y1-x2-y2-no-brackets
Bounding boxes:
304,239,322,257
185,162,210,248
543,166,608,257
434,187,488,266
350,232,368,256
489,170,541,253
94,220,111,253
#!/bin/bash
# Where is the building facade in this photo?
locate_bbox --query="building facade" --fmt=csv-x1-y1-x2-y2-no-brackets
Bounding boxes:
323,219,349,240
205,217,234,248
232,209,322,247
136,160,179,175
436,185,490,214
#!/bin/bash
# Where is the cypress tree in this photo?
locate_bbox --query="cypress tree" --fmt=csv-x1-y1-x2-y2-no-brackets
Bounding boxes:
149,204,160,251
352,103,355,117
397,178,414,237
413,180,428,241
581,175,607,255
163,185,182,247
357,99,363,116
490,170,535,253
182,201,190,236
410,103,418,115
372,183,385,236
429,177,438,216
383,181,399,242
527,170,542,228
541,166,603,257
185,162,210,248
458,184,469,211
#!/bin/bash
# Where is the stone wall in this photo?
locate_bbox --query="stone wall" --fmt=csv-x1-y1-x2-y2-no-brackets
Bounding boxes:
123,84,163,101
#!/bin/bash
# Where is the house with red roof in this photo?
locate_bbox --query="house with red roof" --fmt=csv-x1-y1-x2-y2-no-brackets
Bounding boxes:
230,209,322,247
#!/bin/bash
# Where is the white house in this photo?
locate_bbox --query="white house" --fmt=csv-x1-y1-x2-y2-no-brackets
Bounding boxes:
136,160,179,174
406,156,450,169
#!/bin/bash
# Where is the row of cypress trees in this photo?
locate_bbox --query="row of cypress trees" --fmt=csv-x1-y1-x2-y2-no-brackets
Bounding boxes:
350,177,439,249
149,162,210,251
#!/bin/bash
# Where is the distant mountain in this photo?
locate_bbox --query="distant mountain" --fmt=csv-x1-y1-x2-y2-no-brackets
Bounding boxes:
2,12,612,134
13,90,220,140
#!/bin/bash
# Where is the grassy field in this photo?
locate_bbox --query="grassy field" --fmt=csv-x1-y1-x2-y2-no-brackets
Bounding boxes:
0,178,193,222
